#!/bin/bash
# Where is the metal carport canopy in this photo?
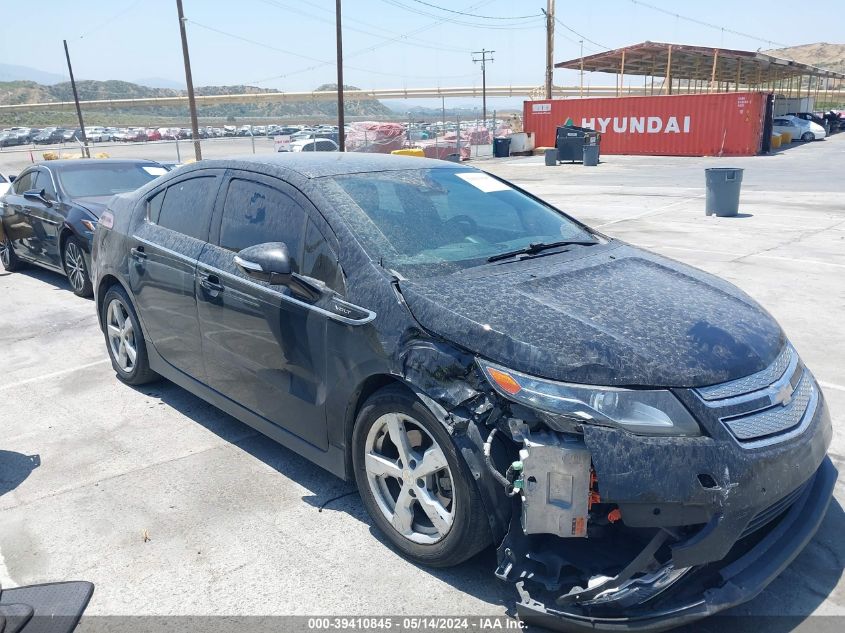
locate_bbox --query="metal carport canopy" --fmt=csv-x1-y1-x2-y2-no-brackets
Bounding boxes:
555,41,845,86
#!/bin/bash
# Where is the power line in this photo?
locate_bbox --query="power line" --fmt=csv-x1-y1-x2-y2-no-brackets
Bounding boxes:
259,0,470,54
251,0,496,84
629,0,790,49
379,0,543,30
408,0,540,20
78,0,143,38
185,19,477,83
554,17,609,52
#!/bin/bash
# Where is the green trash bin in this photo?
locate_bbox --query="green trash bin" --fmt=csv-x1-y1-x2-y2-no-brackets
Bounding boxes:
705,168,743,217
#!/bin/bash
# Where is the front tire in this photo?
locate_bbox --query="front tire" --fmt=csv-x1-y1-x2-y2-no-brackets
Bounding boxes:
63,236,93,297
1,235,24,271
102,285,159,385
352,385,491,567
801,131,815,141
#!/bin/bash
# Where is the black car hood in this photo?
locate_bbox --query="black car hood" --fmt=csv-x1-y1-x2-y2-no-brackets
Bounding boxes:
397,243,785,388
73,195,113,218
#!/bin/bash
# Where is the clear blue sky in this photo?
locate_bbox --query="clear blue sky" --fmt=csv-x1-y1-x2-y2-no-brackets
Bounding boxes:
0,0,839,99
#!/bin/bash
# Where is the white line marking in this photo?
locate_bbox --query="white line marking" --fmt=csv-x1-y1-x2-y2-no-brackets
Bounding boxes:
0,359,109,392
818,381,845,393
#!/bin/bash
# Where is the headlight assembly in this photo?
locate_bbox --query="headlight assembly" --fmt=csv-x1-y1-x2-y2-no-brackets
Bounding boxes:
478,359,701,437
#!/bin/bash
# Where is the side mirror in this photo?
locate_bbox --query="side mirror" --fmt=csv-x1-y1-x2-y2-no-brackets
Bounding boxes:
234,242,292,285
234,241,324,302
24,189,52,206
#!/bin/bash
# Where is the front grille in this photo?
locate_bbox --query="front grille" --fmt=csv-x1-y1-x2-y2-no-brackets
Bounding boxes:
722,375,814,440
695,345,818,447
739,480,809,540
697,345,793,401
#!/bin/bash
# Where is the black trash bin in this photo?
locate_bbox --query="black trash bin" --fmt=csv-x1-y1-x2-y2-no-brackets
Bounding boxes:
556,125,600,162
493,137,511,158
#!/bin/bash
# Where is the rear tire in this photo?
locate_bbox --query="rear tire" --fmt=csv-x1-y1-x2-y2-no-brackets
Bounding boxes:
0,235,23,272
352,385,491,567
101,285,159,385
63,236,93,297
801,132,815,141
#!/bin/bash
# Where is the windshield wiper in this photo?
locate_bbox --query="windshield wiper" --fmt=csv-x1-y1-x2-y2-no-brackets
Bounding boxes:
486,239,597,263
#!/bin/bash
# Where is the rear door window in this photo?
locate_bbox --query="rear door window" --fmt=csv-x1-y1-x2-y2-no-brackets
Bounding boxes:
33,169,57,200
157,176,218,240
218,178,306,265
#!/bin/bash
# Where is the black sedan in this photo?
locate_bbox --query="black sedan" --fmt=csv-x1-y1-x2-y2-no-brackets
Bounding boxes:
91,153,834,631
0,159,168,296
33,128,68,144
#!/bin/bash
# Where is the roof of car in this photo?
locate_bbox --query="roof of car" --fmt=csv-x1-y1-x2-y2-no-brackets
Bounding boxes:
33,158,161,169
198,152,468,179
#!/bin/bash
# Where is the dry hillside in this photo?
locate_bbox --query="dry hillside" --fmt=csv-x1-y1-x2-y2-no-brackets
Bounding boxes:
765,43,845,74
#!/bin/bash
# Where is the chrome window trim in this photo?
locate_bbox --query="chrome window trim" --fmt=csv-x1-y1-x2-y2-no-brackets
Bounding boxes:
133,236,376,326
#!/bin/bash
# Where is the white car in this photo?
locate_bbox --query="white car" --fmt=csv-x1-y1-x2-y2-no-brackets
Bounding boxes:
287,138,339,152
86,126,110,142
772,115,826,141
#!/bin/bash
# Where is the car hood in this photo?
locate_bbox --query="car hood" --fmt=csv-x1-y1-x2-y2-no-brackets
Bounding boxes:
397,243,785,388
73,195,114,218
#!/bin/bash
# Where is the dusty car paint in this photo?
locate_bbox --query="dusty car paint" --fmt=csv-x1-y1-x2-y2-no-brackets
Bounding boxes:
92,154,835,632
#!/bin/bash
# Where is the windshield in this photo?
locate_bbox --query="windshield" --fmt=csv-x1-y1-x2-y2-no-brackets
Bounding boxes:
324,168,595,277
57,163,164,197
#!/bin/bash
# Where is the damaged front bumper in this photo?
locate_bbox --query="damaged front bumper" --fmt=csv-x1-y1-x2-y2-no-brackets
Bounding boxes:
514,456,836,632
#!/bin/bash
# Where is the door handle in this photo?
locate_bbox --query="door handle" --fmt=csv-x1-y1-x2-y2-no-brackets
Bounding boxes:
199,273,224,294
130,246,147,261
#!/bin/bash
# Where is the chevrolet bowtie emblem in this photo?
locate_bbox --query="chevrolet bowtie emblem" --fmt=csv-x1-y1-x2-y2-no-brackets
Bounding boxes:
773,383,793,407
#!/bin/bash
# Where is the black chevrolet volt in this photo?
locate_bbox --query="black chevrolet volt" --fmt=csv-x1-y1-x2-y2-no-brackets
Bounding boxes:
91,153,835,631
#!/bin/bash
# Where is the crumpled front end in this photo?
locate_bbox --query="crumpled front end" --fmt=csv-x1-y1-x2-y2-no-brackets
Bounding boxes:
480,347,835,631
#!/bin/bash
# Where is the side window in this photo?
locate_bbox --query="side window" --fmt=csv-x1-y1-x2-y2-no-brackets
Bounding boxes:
147,189,165,224
157,176,217,240
302,219,343,293
34,170,57,200
218,178,306,265
12,171,34,194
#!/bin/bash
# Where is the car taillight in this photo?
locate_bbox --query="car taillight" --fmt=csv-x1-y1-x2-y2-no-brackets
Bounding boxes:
99,211,114,229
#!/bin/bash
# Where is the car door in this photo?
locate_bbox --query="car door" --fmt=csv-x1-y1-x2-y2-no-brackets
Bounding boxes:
2,169,39,261
27,168,63,269
128,170,224,381
195,170,331,450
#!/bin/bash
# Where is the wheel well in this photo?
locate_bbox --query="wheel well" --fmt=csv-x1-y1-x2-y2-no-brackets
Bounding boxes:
343,374,414,479
96,274,123,328
58,227,73,257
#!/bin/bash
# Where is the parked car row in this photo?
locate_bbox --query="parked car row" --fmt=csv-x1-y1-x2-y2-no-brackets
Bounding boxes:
0,152,836,633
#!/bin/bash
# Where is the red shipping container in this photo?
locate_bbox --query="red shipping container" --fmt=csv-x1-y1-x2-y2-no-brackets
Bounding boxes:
523,92,767,157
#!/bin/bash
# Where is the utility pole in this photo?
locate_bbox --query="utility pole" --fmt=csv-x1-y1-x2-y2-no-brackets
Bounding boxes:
176,0,202,161
543,0,555,99
579,40,584,97
63,40,89,158
472,49,494,129
335,0,345,151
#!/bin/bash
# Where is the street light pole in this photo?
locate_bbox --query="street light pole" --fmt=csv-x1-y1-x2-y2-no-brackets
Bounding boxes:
62,40,90,158
176,0,202,161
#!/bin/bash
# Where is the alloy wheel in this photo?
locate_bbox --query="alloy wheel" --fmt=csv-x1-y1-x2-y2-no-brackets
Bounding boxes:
106,298,137,373
363,412,455,545
64,241,87,292
0,239,10,268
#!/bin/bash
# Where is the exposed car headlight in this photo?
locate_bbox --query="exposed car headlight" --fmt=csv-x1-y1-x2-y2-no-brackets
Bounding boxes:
478,359,701,437
81,219,97,232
